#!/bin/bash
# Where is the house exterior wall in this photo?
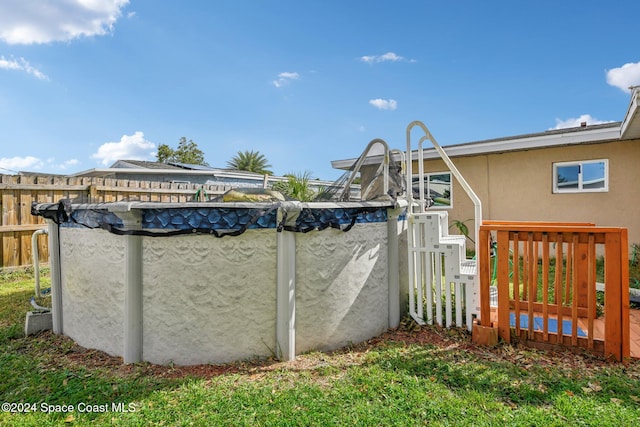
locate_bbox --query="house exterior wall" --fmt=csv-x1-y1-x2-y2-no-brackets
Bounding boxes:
363,138,639,250
417,138,640,249
111,172,213,184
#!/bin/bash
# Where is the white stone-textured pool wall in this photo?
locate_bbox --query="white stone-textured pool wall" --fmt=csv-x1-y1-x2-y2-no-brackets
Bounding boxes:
52,203,406,366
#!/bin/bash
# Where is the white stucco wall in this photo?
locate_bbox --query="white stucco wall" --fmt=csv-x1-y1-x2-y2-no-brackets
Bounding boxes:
295,223,389,353
141,230,277,365
59,228,125,357
56,217,397,365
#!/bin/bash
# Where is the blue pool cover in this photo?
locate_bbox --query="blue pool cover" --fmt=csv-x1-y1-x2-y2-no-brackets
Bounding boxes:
510,313,587,337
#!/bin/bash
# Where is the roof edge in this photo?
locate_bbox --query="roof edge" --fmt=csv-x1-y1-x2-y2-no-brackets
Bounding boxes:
621,86,640,140
332,122,622,170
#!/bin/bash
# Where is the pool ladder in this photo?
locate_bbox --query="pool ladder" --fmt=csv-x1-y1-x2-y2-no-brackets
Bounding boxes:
405,121,482,330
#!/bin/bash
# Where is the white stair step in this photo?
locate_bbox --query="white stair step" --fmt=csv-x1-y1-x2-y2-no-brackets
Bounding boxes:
459,259,477,276
439,235,466,245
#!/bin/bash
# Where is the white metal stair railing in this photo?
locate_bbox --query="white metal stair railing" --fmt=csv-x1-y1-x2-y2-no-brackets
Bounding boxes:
405,121,482,331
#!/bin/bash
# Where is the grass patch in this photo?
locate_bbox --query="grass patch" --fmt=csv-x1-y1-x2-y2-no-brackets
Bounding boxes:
0,270,51,343
1,275,640,426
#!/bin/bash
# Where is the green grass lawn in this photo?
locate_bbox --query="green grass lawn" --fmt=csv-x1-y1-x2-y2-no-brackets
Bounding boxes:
1,270,639,426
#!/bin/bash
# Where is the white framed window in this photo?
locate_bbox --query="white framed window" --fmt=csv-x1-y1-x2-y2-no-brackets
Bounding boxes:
553,159,608,193
412,171,452,208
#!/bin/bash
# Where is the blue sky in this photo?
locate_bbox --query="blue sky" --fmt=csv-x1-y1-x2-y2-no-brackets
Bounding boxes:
1,1,640,180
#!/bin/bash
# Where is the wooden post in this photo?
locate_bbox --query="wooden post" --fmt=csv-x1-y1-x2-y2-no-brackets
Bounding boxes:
587,234,595,349
478,227,491,326
565,238,573,306
556,233,564,339
2,180,18,268
497,230,510,343
88,184,98,202
576,239,590,309
542,234,549,340
620,229,630,360
527,233,535,339
571,234,579,346
604,231,623,361
513,233,520,336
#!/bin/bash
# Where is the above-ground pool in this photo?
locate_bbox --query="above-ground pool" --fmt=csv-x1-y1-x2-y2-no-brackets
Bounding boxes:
33,200,406,365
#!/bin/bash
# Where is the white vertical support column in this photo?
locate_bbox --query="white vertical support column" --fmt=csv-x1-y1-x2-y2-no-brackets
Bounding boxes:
455,282,463,327
387,207,401,329
276,205,297,361
445,254,453,328
466,281,476,331
425,251,434,325
120,211,143,364
407,216,417,319
435,252,443,326
416,221,424,320
47,221,63,335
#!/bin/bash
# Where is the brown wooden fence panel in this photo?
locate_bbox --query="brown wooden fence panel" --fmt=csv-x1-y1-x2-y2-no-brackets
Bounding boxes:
477,221,630,361
0,174,232,269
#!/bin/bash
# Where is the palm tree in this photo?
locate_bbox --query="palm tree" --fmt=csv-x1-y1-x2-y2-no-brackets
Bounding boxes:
272,171,317,201
226,150,273,175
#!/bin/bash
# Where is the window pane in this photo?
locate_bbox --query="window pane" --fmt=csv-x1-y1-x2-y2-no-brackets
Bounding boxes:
582,162,605,189
429,173,451,206
556,165,579,190
411,177,422,199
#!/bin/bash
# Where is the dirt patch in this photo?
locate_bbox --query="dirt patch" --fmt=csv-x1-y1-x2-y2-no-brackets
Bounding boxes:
24,319,637,381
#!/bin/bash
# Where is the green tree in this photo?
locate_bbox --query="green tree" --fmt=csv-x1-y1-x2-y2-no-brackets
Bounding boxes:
156,144,174,163
156,137,208,166
227,150,272,175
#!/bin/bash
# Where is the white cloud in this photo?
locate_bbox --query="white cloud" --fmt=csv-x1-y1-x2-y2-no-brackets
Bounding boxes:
91,131,156,166
369,98,398,111
606,62,640,92
0,0,129,45
0,156,44,173
359,52,413,64
272,71,300,88
46,158,80,170
0,156,82,174
551,114,613,130
0,56,48,80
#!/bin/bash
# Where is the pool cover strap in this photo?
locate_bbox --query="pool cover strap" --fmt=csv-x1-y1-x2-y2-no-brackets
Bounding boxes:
277,208,372,233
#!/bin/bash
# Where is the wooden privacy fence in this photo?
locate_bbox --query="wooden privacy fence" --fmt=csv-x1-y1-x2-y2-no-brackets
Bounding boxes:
0,174,232,269
478,221,630,361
